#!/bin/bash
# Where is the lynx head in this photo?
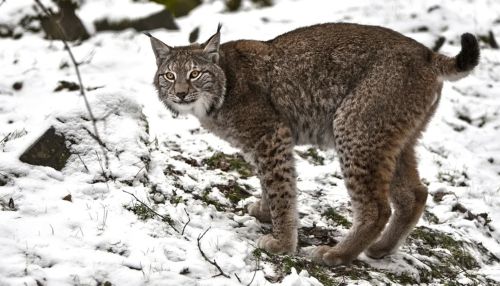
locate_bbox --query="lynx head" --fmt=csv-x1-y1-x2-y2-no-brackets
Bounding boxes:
147,25,226,118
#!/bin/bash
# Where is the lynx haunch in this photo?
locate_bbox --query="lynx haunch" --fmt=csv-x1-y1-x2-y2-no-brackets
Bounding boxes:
147,23,479,266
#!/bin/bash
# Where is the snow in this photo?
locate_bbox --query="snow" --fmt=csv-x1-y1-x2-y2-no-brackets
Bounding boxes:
1,0,500,285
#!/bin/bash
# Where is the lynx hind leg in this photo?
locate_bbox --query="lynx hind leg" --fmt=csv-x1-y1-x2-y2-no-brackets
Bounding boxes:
312,145,394,266
365,142,428,259
312,87,433,265
366,90,439,259
364,96,443,259
254,126,298,254
312,111,408,265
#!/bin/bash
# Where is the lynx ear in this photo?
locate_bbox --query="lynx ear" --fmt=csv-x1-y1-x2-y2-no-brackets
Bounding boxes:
144,32,171,66
202,24,222,64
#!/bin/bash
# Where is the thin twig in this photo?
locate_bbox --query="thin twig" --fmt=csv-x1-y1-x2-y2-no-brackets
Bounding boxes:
181,208,191,235
95,150,110,192
246,259,258,286
84,127,109,151
133,166,145,180
77,154,89,172
197,227,230,278
122,190,179,233
77,49,96,66
0,132,10,144
33,0,108,165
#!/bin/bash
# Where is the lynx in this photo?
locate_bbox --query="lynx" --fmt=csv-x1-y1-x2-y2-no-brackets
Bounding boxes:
146,23,479,266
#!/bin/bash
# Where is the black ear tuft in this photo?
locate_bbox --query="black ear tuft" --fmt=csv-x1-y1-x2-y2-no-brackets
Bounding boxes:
203,24,222,64
146,32,172,66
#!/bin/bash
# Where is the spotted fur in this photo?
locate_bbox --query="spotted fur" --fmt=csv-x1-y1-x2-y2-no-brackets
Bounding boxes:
147,23,479,265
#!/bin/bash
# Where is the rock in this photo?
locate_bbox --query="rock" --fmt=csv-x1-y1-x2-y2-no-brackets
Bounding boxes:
432,36,446,52
189,26,199,43
0,174,8,186
40,0,90,41
54,80,80,92
251,0,273,7
160,0,202,17
0,198,17,211
225,0,242,11
12,81,23,91
94,9,178,32
62,194,72,202
20,127,71,171
0,24,22,39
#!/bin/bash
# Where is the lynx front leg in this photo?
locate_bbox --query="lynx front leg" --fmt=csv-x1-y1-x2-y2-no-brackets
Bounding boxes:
247,183,272,223
253,126,298,255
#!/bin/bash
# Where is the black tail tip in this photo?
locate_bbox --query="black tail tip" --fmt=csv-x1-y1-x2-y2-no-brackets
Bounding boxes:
456,33,480,71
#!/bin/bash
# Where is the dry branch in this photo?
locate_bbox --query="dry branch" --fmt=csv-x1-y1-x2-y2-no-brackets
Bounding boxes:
34,0,107,165
182,208,191,235
246,260,258,286
197,227,230,278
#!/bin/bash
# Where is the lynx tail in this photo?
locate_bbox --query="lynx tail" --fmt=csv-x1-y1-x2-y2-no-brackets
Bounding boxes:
433,33,480,81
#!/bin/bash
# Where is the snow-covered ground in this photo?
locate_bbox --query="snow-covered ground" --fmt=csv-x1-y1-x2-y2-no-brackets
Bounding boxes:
1,0,500,285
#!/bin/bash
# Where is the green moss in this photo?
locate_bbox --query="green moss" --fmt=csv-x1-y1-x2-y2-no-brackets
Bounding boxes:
213,181,252,205
257,250,371,285
277,255,338,286
203,152,254,178
297,148,325,165
226,186,248,204
164,164,183,177
125,203,155,220
308,267,338,286
197,188,226,211
197,181,251,211
386,271,418,285
252,248,263,259
255,225,492,285
169,194,183,206
423,210,439,224
281,256,295,274
410,226,480,283
323,208,352,228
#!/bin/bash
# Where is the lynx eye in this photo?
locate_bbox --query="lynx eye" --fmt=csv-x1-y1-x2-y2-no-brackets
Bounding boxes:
164,72,175,81
189,70,201,79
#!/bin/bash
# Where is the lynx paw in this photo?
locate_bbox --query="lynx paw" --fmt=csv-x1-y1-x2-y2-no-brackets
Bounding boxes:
257,234,296,255
311,245,352,266
364,243,393,259
247,200,272,223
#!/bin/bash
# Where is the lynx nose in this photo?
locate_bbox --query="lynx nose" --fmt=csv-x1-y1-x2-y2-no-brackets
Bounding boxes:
176,92,188,100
